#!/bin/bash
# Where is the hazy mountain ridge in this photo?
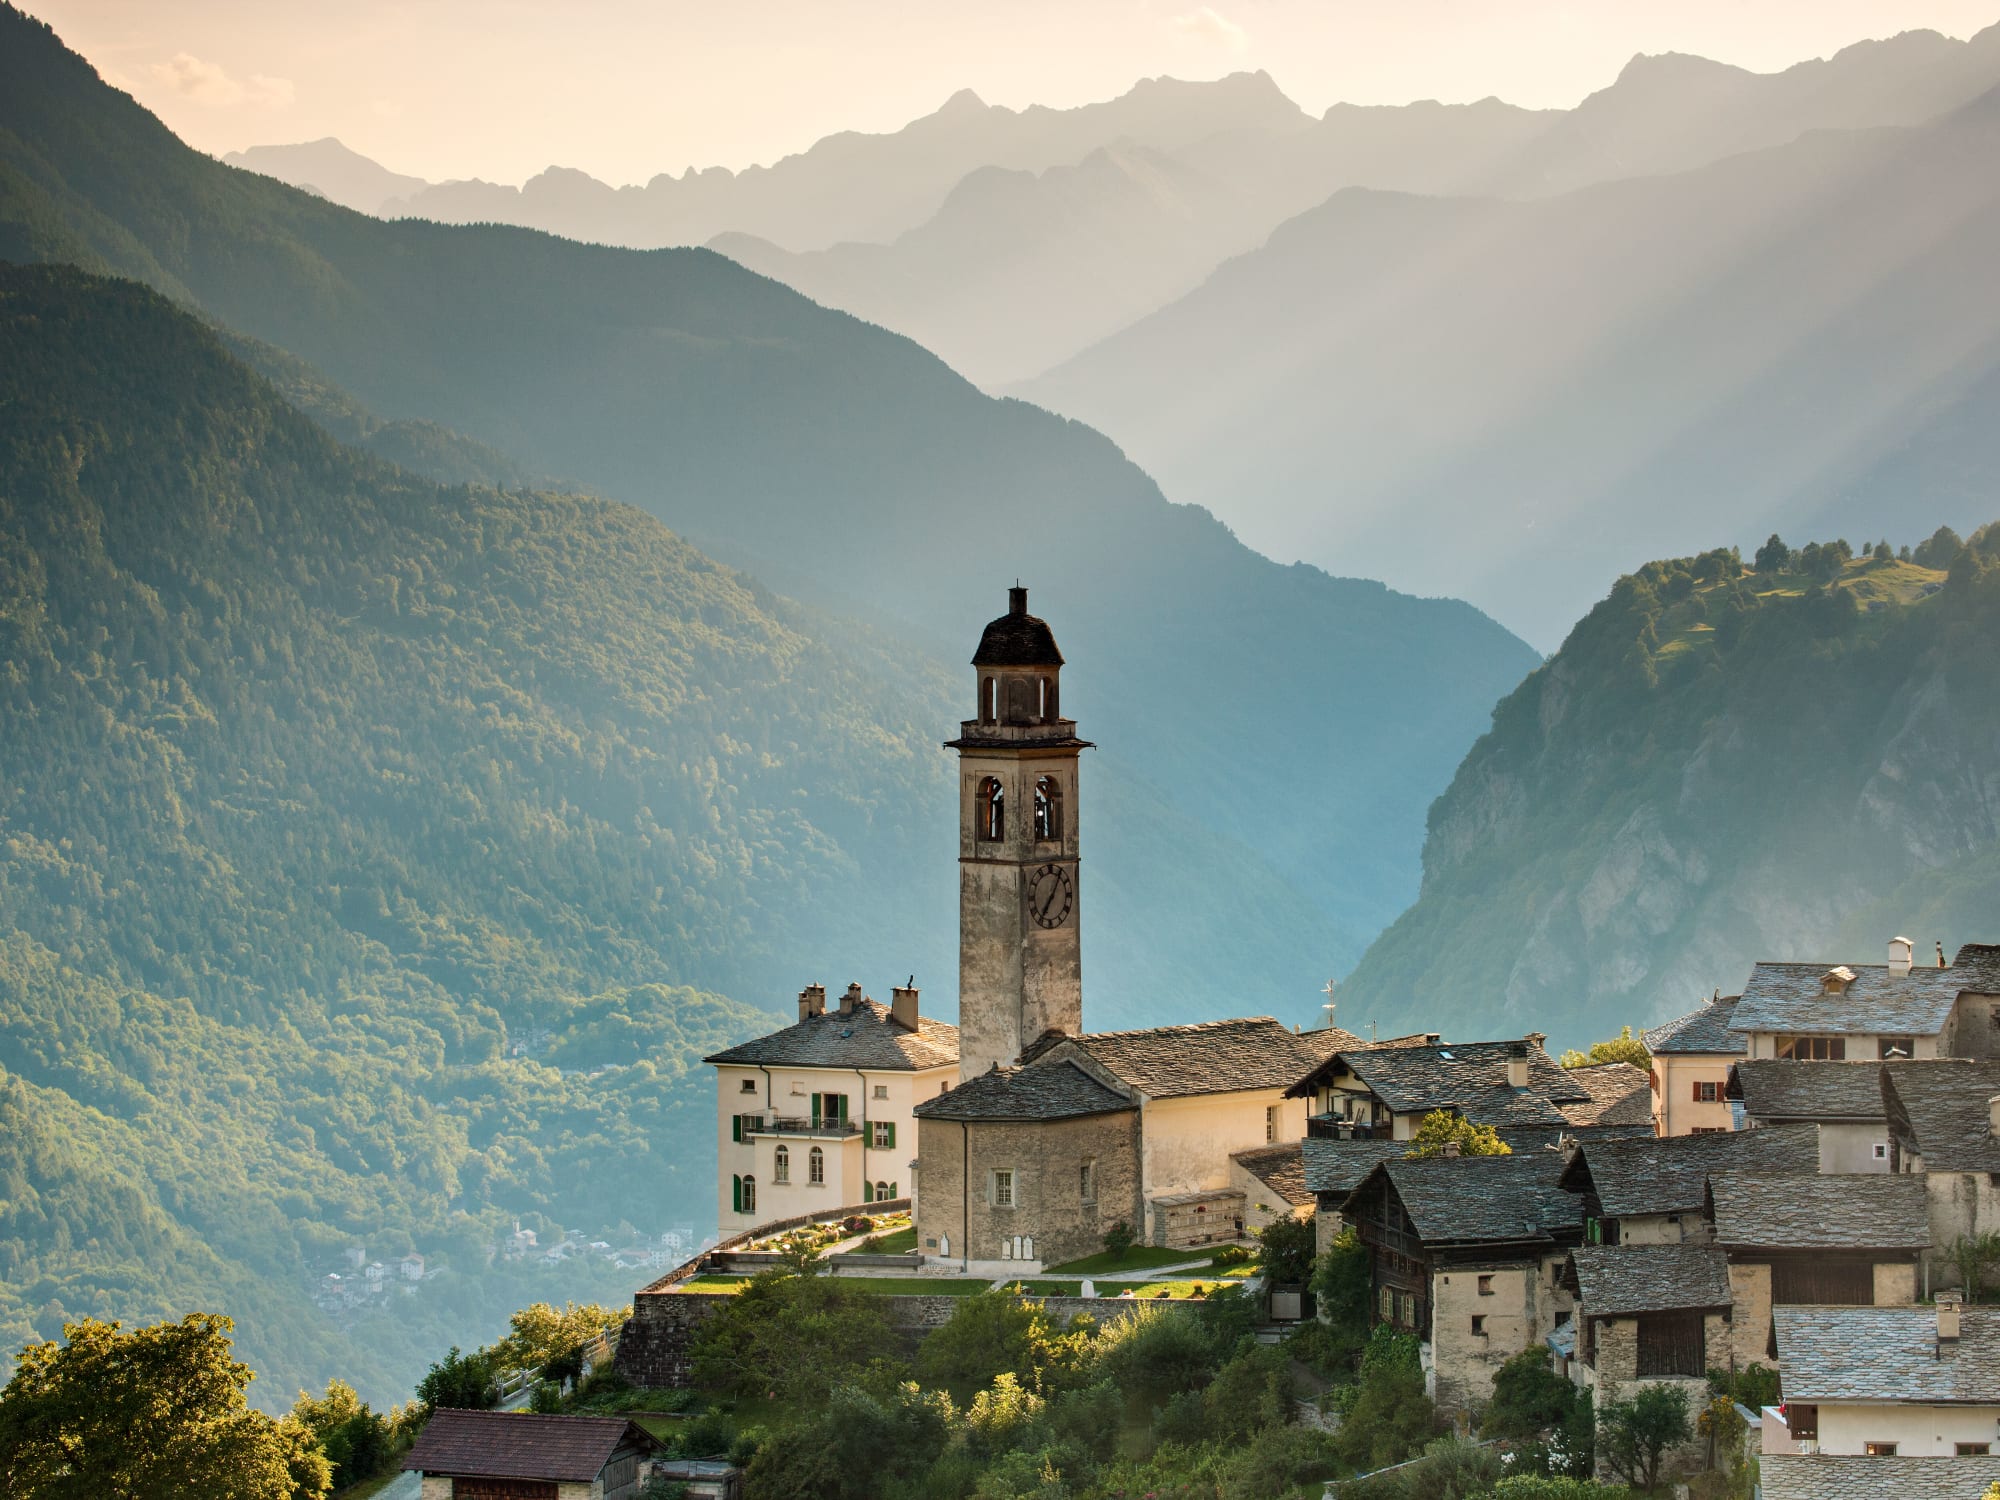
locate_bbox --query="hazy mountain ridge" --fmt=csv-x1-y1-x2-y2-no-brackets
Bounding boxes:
1021,78,2000,646
0,1,1540,1015
1335,537,2000,1047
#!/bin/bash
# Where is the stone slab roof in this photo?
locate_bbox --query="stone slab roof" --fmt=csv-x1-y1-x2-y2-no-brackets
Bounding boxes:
1289,1038,1592,1129
404,1412,654,1482
1729,952,2000,1039
1229,1142,1311,1206
1569,1243,1732,1316
1644,996,1744,1055
1883,1059,2000,1173
1726,1060,1887,1122
1558,1063,1654,1128
1360,1151,1581,1248
1708,1171,1930,1251
972,591,1064,666
1761,1455,2000,1500
1558,1122,1819,1218
1774,1304,2000,1404
913,1060,1134,1123
1301,1137,1411,1198
1296,1026,1367,1061
1038,1016,1326,1100
704,998,958,1071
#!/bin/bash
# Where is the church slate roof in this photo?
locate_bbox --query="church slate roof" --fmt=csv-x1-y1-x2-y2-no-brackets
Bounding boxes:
404,1412,656,1482
1558,1122,1818,1218
1882,1059,2000,1172
1301,1138,1410,1198
1726,1060,1886,1121
912,1060,1134,1123
1230,1143,1311,1206
1707,1171,1930,1251
1760,1455,2000,1500
1643,996,1744,1055
1728,952,2000,1039
971,589,1064,667
1774,1304,2000,1404
1289,1038,1592,1128
703,999,958,1071
1035,1017,1326,1100
1568,1244,1732,1317
1354,1152,1582,1248
1557,1063,1654,1128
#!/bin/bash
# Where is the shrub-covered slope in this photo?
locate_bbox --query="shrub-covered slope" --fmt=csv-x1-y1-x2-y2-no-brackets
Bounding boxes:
1338,536,2000,1044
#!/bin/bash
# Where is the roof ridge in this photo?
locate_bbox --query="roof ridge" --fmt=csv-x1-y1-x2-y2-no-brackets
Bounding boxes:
1078,1015,1281,1040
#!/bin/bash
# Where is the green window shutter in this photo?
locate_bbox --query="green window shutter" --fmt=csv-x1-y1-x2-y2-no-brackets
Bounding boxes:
884,1122,896,1149
731,1115,741,1143
890,1182,898,1200
732,1175,742,1214
862,1180,873,1204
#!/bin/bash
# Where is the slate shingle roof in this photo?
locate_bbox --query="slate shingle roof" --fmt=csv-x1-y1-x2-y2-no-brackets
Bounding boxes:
1041,1017,1326,1099
1760,1455,2000,1500
1230,1143,1311,1207
1774,1304,2000,1403
1296,1026,1367,1061
1644,995,1744,1055
1558,1063,1654,1128
971,590,1064,666
703,999,958,1071
1288,1039,1592,1129
1883,1059,2000,1173
1729,956,2000,1039
1302,1137,1411,1198
1726,1060,1888,1122
1708,1171,1930,1251
1558,1122,1819,1217
1360,1152,1582,1247
913,1060,1134,1122
405,1412,654,1481
1569,1244,1732,1316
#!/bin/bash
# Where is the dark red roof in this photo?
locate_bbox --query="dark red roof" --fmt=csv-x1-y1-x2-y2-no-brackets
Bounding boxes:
403,1410,655,1481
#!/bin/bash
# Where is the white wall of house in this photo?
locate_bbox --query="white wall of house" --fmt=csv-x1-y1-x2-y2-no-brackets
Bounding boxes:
1139,1089,1307,1210
1815,1402,2000,1456
1743,1032,1939,1061
1613,1212,1705,1246
1652,1053,1737,1136
1816,1121,1891,1174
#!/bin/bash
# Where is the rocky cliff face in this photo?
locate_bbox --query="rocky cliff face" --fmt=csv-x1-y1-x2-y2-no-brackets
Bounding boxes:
1338,541,2000,1046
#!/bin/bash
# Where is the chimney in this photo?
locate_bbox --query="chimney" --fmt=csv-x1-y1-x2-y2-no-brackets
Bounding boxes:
1507,1041,1530,1090
1940,941,1949,969
1009,584,1028,617
1821,966,1856,994
1442,1140,1462,1158
1889,936,1913,977
839,981,864,1017
891,979,920,1031
1939,1290,1964,1345
1526,1031,1548,1053
798,983,826,1022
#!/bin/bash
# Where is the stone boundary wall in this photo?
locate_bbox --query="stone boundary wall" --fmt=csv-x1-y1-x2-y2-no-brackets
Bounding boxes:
615,1285,1182,1390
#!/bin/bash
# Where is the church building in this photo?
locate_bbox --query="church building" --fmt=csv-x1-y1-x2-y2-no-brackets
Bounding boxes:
914,588,1343,1271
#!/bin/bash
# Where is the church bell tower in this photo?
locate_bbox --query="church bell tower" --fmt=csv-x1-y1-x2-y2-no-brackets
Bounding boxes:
948,586,1090,1081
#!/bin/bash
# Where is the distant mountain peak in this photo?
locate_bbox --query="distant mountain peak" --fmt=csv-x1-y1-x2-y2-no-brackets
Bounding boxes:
937,87,989,116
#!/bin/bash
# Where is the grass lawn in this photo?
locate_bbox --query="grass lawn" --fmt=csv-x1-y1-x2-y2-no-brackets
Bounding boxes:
677,1275,752,1294
1165,1262,1255,1281
842,1225,917,1255
1094,1280,1227,1300
1003,1280,1083,1297
1043,1245,1213,1275
631,1413,686,1441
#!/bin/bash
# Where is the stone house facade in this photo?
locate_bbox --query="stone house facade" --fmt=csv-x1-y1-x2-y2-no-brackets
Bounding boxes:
1884,1058,2000,1290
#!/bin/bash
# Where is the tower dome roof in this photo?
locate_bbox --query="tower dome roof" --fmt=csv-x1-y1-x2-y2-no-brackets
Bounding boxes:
973,586,1064,668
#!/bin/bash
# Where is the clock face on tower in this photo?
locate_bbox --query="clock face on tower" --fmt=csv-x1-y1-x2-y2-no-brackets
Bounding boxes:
1028,863,1074,929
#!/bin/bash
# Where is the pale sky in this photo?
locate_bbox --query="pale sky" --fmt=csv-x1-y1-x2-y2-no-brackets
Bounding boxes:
32,0,2000,185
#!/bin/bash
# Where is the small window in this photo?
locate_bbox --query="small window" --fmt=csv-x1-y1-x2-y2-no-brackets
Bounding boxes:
740,1174,757,1214
739,1078,758,1094
1692,1081,1720,1103
773,1145,790,1183
873,1084,889,1100
1872,1142,1889,1161
1864,1442,1897,1456
993,1168,1015,1208
1958,1443,1992,1456
1265,1105,1279,1143
1080,1159,1096,1202
809,1146,825,1185
877,1180,892,1201
977,777,1005,842
872,1121,896,1149
1476,1275,1494,1297
1470,1315,1487,1336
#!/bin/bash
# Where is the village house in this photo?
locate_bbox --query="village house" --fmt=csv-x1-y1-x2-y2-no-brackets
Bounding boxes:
1883,1058,2000,1284
1726,1060,1892,1172
1338,1150,1583,1407
1303,1137,1411,1255
402,1410,663,1500
1556,1121,1819,1247
1286,1036,1601,1140
1764,1300,2000,1459
1561,1242,1732,1394
1643,994,1743,1135
704,980,956,1227
1730,940,2000,1063
1759,1453,2000,1500
1555,1062,1655,1133
1228,1142,1314,1235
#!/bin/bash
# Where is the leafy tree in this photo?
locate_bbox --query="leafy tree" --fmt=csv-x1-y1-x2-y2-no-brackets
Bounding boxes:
289,1379,396,1489
1707,1362,1779,1412
1094,1302,1225,1409
493,1301,626,1380
1873,540,1894,563
1559,1026,1651,1070
1406,1111,1511,1158
415,1346,499,1413
915,1291,1048,1392
1597,1381,1691,1491
690,1270,899,1404
1914,525,1965,570
1482,1346,1577,1441
1258,1212,1318,1285
1332,1327,1439,1470
1949,1232,2000,1301
1101,1220,1137,1262
0,1314,331,1500
1753,534,1792,573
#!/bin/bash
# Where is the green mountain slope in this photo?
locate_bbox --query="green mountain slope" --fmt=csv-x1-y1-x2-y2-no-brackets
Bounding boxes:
1337,537,2000,1045
0,3,1540,1006
0,260,997,1402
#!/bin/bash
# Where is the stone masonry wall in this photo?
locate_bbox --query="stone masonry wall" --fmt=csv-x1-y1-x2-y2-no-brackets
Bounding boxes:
916,1111,1141,1269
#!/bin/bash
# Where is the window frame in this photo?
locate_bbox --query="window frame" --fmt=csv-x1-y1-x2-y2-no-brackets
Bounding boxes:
773,1144,790,1183
808,1145,825,1185
991,1167,1016,1208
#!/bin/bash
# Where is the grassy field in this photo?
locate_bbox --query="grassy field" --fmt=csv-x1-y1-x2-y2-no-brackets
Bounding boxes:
843,1225,917,1255
1044,1245,1222,1275
1095,1280,1228,1300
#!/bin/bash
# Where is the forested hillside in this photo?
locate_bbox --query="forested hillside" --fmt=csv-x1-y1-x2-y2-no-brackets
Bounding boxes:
1338,533,2000,1044
0,261,979,1404
0,3,1540,1006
